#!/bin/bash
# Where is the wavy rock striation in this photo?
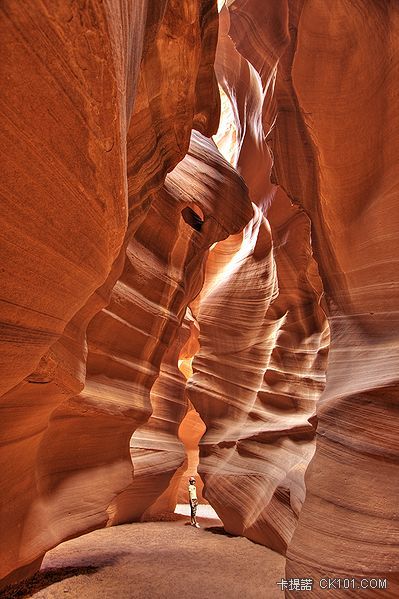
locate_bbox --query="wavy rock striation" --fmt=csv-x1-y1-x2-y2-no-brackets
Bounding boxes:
0,0,222,586
187,3,328,553
224,0,399,593
1,1,397,594
104,132,253,524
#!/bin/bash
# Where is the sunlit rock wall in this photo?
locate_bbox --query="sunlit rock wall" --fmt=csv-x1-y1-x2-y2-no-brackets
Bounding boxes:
187,3,328,553
104,132,253,524
224,0,399,593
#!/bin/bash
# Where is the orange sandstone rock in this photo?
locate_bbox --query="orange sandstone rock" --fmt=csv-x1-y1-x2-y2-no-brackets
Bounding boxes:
187,2,328,554
226,0,399,592
0,0,221,586
105,131,253,524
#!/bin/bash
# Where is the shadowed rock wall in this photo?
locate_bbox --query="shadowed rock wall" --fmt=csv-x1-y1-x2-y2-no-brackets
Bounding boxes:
224,0,399,594
0,0,223,586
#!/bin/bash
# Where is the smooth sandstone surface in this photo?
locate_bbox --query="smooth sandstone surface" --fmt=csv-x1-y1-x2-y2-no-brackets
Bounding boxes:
1,0,398,596
104,132,252,524
0,0,224,586
225,0,399,594
187,3,328,554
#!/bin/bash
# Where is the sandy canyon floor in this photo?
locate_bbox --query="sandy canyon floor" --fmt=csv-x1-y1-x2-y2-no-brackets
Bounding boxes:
2,506,284,599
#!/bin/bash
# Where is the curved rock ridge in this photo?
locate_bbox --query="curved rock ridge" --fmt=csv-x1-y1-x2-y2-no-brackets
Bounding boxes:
2,1,397,594
109,313,207,521
188,199,328,552
185,3,328,554
102,132,253,525
106,316,193,524
0,0,222,586
224,0,399,593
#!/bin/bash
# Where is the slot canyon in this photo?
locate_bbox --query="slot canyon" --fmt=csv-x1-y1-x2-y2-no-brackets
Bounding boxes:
0,1,398,597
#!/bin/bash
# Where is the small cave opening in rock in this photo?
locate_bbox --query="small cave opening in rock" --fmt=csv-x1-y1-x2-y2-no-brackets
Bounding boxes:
181,205,204,231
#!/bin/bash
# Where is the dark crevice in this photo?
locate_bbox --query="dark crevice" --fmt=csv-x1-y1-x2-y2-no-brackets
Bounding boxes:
181,207,204,231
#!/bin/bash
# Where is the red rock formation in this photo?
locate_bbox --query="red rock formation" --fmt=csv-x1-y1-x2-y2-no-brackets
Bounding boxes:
2,1,397,594
0,0,222,586
104,133,252,524
224,0,399,593
105,314,192,525
186,3,328,554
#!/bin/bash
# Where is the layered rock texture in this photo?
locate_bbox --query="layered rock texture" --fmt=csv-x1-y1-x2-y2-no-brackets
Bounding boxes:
103,132,252,524
1,0,398,596
0,0,228,585
187,4,329,555
219,0,399,595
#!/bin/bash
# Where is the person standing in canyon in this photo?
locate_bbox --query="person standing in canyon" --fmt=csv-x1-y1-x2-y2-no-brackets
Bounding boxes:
188,477,200,528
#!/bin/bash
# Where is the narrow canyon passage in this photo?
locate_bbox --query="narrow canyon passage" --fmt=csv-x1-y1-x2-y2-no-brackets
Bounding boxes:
1,1,398,598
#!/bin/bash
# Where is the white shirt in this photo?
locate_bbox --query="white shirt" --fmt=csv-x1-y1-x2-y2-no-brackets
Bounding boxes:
188,484,197,501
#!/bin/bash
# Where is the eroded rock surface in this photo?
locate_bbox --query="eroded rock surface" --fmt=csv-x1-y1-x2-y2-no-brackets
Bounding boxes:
187,4,328,553
224,0,399,593
104,132,253,524
1,1,398,595
0,0,223,586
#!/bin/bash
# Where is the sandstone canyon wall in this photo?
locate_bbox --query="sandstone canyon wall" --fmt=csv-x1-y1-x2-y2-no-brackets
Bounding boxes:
1,0,398,596
186,3,329,554
103,132,253,524
0,0,230,586
222,0,399,594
